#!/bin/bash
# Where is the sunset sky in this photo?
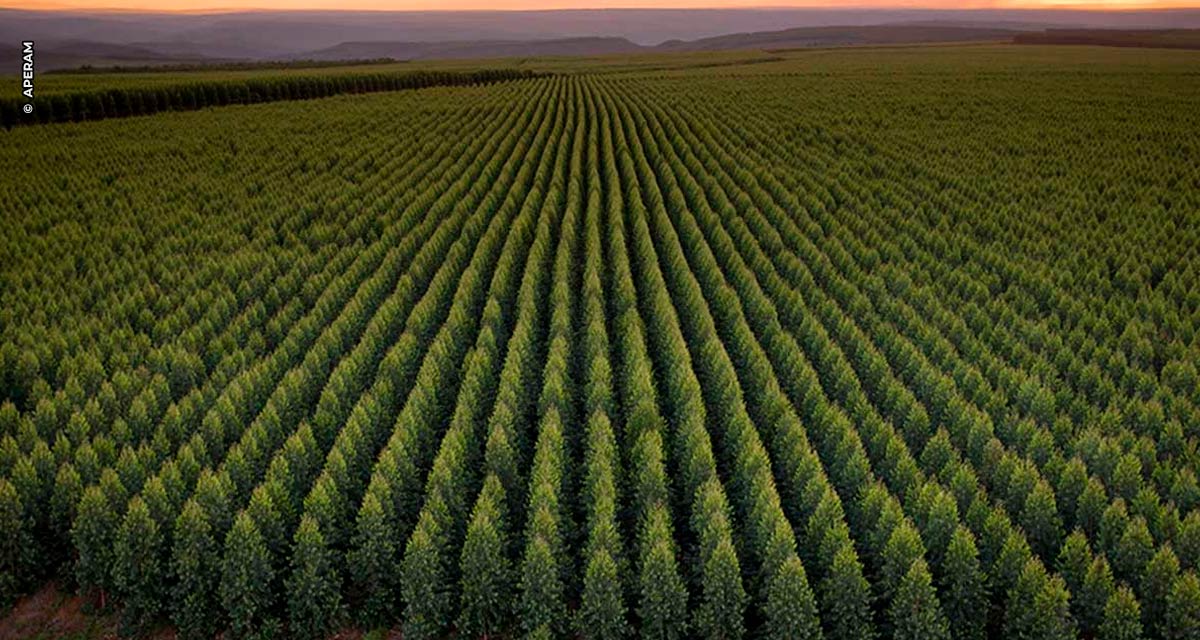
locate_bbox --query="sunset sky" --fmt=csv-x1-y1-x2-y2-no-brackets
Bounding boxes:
14,0,1199,11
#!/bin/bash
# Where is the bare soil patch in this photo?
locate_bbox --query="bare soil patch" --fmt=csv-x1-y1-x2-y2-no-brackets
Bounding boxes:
0,582,116,639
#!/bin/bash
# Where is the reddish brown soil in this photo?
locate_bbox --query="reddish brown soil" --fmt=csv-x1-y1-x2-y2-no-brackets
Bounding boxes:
0,582,114,639
0,584,398,640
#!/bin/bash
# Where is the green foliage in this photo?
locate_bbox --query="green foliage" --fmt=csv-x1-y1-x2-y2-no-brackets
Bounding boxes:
348,491,395,628
764,556,822,640
50,463,83,574
3,68,539,128
0,479,24,605
172,500,221,640
1021,482,1063,561
1005,560,1077,640
287,516,341,640
457,476,511,638
578,548,627,640
1057,529,1092,597
880,522,925,603
1164,573,1200,640
1079,555,1116,636
1113,516,1154,585
820,545,875,640
939,527,986,640
638,522,688,640
1099,586,1143,640
220,512,277,639
1178,514,1200,572
2,47,1198,640
521,536,565,636
1142,545,1180,638
112,497,163,633
694,539,747,640
73,485,117,606
889,559,949,640
400,519,449,640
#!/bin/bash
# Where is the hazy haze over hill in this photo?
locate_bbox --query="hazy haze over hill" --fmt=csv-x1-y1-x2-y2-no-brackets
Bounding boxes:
4,7,1200,68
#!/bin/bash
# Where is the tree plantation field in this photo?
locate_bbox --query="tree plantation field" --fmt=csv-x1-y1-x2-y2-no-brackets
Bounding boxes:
1,44,1199,640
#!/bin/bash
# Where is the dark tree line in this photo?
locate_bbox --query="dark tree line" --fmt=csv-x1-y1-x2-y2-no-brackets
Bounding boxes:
1,68,539,129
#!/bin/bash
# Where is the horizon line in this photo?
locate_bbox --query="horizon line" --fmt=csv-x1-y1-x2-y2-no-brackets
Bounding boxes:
6,3,1200,14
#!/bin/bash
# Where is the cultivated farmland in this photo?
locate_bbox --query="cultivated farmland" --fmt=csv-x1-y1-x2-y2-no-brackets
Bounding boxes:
1,45,1199,640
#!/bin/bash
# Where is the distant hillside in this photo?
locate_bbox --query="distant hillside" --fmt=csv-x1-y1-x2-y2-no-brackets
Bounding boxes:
306,37,643,61
18,18,1200,73
301,25,1020,64
660,24,1017,52
30,23,1027,71
1013,29,1200,50
5,7,1200,58
5,40,225,71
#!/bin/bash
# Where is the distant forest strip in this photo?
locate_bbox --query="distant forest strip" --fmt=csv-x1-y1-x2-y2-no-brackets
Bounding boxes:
45,58,404,75
1013,29,1200,50
1,68,539,129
